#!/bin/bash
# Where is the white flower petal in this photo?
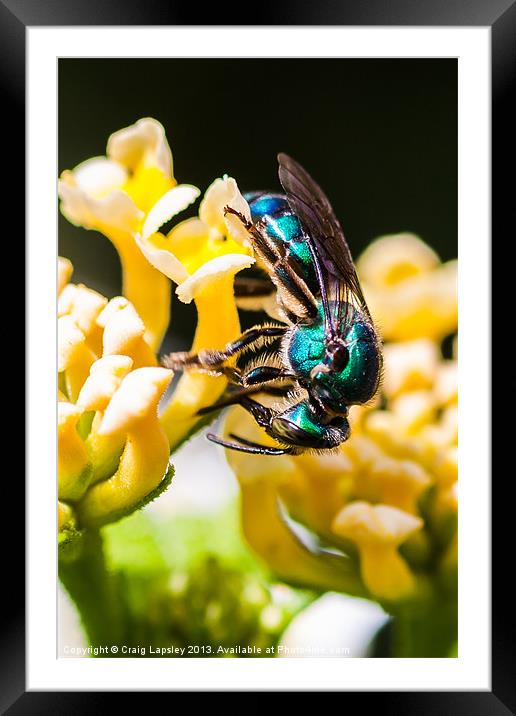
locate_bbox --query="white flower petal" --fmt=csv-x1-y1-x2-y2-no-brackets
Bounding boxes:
59,178,143,234
58,315,86,372
333,502,423,545
101,301,146,356
90,355,134,376
98,367,172,435
58,401,83,429
96,296,130,328
77,355,133,411
199,176,251,244
135,234,189,285
73,157,128,198
176,254,255,304
107,117,173,177
58,283,108,336
58,257,73,295
57,284,79,317
142,184,200,241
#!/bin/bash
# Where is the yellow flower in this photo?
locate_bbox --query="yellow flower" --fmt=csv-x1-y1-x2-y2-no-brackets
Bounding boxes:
58,402,92,501
357,233,457,342
59,117,199,350
381,339,440,399
136,175,255,447
58,315,97,402
58,500,75,532
58,256,73,295
222,405,364,595
77,355,133,484
57,259,173,535
217,233,457,606
77,366,172,528
332,502,423,601
96,297,157,368
58,282,108,355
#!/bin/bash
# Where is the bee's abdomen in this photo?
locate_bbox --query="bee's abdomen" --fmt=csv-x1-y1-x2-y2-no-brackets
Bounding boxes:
245,192,316,290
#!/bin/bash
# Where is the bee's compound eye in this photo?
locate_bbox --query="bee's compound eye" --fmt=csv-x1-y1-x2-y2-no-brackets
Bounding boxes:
332,345,349,372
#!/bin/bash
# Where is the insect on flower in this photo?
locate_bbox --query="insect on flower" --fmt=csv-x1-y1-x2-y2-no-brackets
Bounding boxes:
163,154,383,455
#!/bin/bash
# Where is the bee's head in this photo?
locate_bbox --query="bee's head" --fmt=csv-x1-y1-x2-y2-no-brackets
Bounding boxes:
309,333,381,414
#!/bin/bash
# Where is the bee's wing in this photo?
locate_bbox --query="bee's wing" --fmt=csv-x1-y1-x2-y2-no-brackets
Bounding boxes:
277,153,370,331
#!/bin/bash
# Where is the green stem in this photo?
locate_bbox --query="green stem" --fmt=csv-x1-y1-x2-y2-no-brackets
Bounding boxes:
59,529,127,650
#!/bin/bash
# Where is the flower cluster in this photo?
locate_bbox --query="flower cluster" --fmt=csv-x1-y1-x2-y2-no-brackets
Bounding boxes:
58,259,173,534
222,234,457,606
58,119,254,539
59,117,457,623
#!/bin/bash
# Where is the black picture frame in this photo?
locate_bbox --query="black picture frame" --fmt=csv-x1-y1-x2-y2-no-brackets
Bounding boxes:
8,0,510,709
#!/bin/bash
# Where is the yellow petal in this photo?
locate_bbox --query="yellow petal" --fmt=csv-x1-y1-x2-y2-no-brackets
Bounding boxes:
166,216,252,275
78,420,171,529
357,233,440,289
341,433,385,469
98,298,157,368
58,316,96,401
390,390,437,435
160,276,241,448
434,361,458,406
382,339,440,398
58,402,92,501
176,254,255,303
58,283,108,354
77,367,173,529
77,355,133,412
58,257,73,295
354,455,432,514
58,315,87,372
332,502,423,601
363,411,416,460
99,367,173,435
239,475,363,593
58,119,182,351
333,502,423,545
358,543,417,601
280,451,354,539
433,445,458,487
364,261,457,342
83,412,125,486
108,234,171,351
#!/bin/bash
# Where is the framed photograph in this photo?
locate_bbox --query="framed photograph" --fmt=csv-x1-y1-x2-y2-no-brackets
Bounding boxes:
7,0,510,707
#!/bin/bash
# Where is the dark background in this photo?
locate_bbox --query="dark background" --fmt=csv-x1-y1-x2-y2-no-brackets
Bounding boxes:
58,58,457,351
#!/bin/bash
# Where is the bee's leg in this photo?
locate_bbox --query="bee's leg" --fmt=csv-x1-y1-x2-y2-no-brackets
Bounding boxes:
237,395,278,430
228,396,349,452
197,379,293,416
205,394,304,455
161,325,286,375
241,365,296,386
224,206,318,320
207,432,296,456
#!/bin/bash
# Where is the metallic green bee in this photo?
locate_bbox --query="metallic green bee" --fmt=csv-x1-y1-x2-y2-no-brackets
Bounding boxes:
164,154,382,455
